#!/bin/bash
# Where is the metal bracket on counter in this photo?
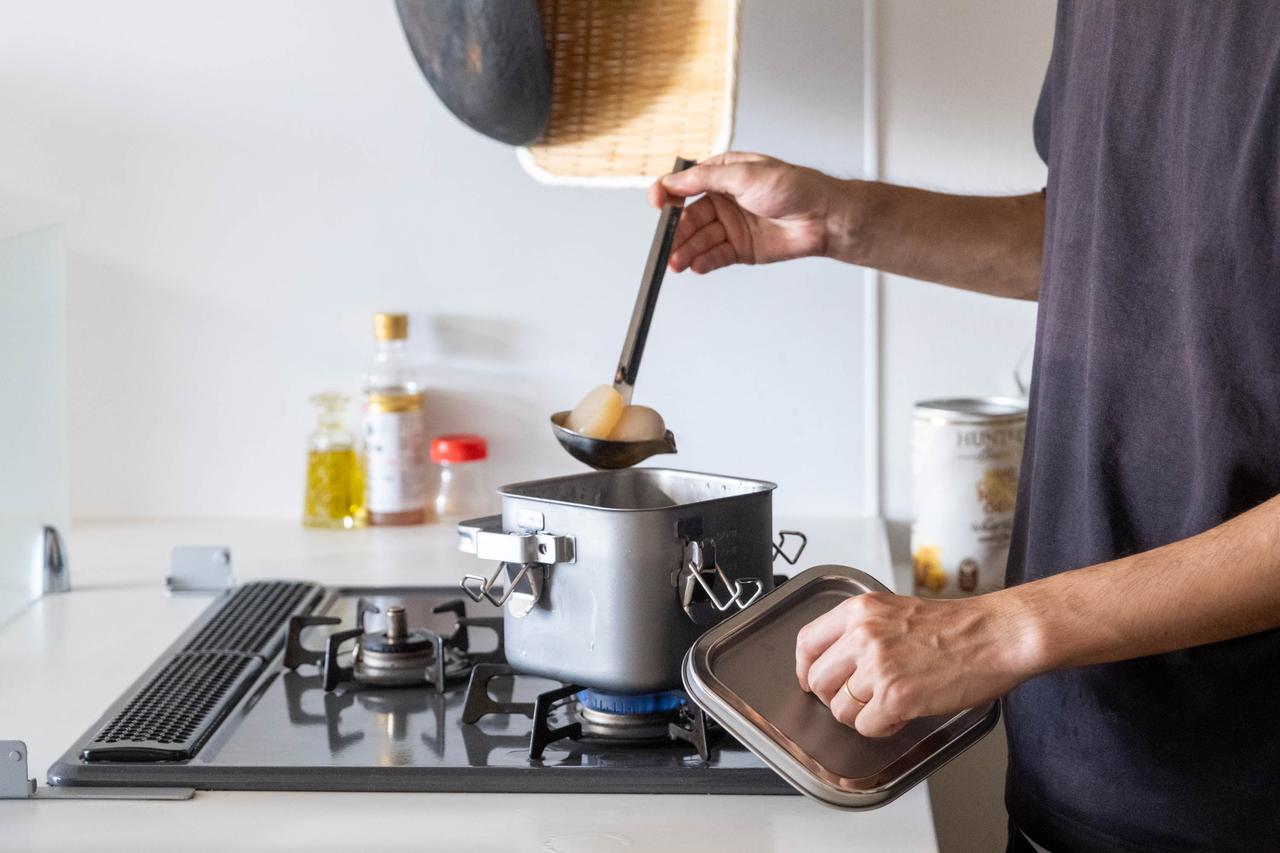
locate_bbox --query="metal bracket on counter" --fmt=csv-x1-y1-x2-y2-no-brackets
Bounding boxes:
166,546,235,595
42,525,70,594
0,741,193,801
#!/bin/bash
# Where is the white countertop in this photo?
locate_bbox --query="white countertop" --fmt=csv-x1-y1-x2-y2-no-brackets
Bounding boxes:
0,516,936,852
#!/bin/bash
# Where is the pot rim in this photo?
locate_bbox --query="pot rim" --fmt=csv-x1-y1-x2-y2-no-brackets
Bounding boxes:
498,467,777,514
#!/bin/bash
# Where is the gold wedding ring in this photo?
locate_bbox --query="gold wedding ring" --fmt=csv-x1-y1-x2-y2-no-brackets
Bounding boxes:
843,679,860,704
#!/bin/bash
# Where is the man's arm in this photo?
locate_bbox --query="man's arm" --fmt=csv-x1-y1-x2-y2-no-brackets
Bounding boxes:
794,494,1280,737
832,182,1045,300
651,151,1045,300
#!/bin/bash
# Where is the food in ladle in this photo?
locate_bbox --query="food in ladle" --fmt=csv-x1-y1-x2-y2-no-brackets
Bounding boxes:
564,387,667,443
564,385,625,439
607,405,666,442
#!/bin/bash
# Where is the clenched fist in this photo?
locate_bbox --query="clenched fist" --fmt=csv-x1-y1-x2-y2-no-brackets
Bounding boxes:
794,590,1041,737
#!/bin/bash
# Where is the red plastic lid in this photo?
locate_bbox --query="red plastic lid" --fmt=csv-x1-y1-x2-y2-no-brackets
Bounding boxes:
431,434,487,463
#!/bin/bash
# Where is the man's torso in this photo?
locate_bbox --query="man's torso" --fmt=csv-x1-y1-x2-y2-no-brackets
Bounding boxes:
1007,2,1280,850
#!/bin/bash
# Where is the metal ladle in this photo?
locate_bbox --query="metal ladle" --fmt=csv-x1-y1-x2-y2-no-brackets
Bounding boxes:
551,156,695,470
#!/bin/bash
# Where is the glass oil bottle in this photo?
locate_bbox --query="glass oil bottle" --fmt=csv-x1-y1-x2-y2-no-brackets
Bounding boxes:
363,312,429,525
303,392,367,529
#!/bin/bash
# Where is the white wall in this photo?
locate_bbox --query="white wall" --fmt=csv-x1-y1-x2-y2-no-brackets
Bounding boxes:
878,0,1051,532
875,3,1056,852
0,0,870,520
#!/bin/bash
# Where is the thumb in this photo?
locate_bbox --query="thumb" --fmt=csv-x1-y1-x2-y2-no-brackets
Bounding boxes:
661,162,756,200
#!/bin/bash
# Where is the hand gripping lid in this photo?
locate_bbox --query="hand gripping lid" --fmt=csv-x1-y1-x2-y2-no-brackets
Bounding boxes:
682,564,999,810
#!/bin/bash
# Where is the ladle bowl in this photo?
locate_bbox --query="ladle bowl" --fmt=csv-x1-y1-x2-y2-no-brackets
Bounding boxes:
550,156,694,471
550,412,677,470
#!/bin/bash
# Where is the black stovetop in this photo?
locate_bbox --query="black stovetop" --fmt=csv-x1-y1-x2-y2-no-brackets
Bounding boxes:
48,581,791,795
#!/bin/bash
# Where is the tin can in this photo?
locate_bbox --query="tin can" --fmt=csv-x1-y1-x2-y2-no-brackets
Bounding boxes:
911,397,1027,598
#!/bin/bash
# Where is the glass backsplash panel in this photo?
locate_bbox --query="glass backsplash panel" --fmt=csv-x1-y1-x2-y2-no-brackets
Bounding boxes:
0,225,68,628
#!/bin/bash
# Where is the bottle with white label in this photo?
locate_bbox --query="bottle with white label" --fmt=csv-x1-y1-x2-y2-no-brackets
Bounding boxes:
362,312,428,526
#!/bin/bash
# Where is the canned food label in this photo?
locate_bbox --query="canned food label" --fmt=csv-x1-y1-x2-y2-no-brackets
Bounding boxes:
911,409,1025,598
363,407,428,513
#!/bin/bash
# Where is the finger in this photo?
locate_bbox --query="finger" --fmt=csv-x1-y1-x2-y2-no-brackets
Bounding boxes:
828,680,867,730
670,221,727,272
795,605,852,691
661,162,757,200
654,152,770,206
690,242,739,275
854,693,907,739
697,151,771,167
845,663,877,709
805,643,861,707
673,196,719,247
647,180,669,209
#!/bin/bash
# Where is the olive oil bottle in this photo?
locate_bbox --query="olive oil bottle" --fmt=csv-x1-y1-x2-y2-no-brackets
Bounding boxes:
303,392,366,529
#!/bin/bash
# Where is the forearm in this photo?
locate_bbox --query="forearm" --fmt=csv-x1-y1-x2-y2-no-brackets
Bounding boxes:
827,180,1045,301
1003,494,1280,676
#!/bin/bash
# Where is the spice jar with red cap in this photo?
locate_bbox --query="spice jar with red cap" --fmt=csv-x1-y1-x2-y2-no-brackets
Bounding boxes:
429,434,492,522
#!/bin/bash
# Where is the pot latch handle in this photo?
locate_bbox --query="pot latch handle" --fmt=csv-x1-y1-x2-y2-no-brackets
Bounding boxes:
456,514,576,566
679,540,763,623
458,514,571,618
772,530,808,565
460,561,544,618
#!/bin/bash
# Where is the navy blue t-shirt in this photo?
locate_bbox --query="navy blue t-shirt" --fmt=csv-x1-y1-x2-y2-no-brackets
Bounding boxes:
1005,2,1280,850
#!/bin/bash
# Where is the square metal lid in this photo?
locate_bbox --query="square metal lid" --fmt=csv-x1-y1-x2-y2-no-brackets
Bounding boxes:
682,564,999,810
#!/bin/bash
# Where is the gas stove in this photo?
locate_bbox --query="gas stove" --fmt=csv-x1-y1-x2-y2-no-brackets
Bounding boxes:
47,580,791,794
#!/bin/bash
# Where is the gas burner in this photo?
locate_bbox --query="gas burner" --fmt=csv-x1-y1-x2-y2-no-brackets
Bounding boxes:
575,689,687,741
283,598,503,693
356,605,452,687
460,663,718,761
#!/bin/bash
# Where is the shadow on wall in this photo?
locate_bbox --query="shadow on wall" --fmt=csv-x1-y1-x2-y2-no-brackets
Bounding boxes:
415,367,588,488
424,312,522,364
411,309,579,484
65,250,231,514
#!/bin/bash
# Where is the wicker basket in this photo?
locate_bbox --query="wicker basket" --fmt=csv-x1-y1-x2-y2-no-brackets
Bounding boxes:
517,0,740,187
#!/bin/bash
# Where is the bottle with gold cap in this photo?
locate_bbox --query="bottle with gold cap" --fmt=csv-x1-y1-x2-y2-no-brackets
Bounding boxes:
363,312,428,525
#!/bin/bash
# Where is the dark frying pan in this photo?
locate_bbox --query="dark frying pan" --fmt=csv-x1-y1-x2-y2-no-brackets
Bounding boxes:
395,0,551,146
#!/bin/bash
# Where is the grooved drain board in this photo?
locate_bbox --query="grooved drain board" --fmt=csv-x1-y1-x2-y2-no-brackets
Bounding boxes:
78,580,321,762
184,580,322,658
80,651,262,762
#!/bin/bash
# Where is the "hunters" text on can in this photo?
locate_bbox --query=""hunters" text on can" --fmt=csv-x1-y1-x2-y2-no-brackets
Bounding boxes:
911,397,1027,598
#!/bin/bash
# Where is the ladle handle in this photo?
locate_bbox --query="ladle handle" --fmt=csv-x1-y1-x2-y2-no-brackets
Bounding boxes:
613,156,696,405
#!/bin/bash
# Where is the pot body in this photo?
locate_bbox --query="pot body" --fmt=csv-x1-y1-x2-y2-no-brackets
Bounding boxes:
488,468,776,693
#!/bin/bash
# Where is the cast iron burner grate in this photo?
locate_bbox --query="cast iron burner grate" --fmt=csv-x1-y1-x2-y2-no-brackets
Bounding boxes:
283,598,503,693
461,663,717,761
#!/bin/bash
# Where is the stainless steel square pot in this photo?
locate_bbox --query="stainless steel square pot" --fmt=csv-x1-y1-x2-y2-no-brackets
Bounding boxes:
457,468,796,693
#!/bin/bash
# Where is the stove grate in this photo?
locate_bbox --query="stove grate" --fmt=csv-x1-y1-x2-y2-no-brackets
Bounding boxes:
80,650,263,762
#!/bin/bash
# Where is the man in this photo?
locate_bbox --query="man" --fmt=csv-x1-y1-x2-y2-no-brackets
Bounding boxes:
649,3,1280,851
